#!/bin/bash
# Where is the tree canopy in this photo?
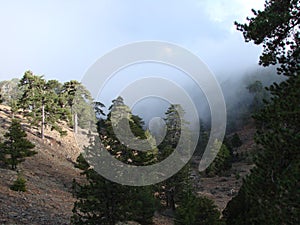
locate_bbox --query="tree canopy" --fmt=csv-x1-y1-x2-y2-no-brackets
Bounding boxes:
224,1,300,224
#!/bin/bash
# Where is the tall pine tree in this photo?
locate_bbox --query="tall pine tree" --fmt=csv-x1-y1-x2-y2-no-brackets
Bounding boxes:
156,104,193,214
18,71,70,139
72,97,157,224
224,1,300,224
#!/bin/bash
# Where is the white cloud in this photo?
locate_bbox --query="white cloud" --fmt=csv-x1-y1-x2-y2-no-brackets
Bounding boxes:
0,0,266,82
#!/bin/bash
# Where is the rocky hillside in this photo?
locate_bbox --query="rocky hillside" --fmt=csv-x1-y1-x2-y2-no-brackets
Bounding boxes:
0,105,256,224
0,105,84,224
195,121,257,210
0,105,174,225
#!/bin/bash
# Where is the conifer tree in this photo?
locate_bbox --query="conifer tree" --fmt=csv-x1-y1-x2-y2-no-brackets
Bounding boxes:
103,96,158,167
224,1,300,224
18,71,70,139
61,80,80,133
0,119,36,170
72,153,129,225
61,81,96,132
170,153,223,225
205,140,231,177
72,98,157,224
156,104,193,213
175,184,223,225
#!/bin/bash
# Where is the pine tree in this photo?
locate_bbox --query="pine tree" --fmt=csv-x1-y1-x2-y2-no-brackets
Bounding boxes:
72,98,157,224
18,71,45,123
103,96,158,167
72,145,156,224
205,140,231,177
156,104,193,213
175,187,223,225
10,174,27,192
18,71,70,139
172,162,223,225
61,80,80,133
72,154,129,225
103,97,158,223
0,119,36,170
61,81,96,132
224,1,300,224
72,148,132,225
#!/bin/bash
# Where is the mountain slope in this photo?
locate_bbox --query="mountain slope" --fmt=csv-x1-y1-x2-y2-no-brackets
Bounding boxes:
0,105,83,224
0,104,256,224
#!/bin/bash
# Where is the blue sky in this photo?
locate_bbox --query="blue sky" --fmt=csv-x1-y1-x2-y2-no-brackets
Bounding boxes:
0,0,265,82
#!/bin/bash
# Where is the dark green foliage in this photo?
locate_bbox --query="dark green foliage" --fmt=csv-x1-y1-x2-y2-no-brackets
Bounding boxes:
130,114,147,139
224,1,300,224
235,0,299,75
160,104,193,162
175,193,223,225
155,104,194,212
61,81,97,131
156,163,192,213
16,72,100,137
224,74,300,225
101,96,158,167
230,133,242,148
18,71,71,138
93,101,105,119
72,154,126,225
205,140,232,177
128,186,156,225
72,154,156,225
72,98,157,224
159,104,184,150
0,119,36,170
18,71,46,123
10,175,26,192
44,79,71,136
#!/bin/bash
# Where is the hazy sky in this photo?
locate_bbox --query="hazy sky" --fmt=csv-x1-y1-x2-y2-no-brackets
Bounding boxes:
0,0,265,82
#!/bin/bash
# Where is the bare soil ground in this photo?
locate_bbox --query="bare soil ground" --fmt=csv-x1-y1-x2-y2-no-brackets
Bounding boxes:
194,121,257,211
0,105,256,224
0,105,84,224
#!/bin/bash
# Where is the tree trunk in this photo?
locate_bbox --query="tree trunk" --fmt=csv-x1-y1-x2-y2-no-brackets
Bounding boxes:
166,187,176,211
41,104,45,139
32,90,36,118
74,113,78,134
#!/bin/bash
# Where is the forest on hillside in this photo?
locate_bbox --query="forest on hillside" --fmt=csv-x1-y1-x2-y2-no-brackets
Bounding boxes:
0,0,299,224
